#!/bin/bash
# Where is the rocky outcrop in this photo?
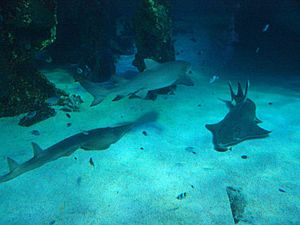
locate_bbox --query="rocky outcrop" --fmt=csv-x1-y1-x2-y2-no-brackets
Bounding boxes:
0,0,62,117
133,0,175,71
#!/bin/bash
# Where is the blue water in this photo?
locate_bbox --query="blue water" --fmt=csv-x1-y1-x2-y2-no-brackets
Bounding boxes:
0,1,299,224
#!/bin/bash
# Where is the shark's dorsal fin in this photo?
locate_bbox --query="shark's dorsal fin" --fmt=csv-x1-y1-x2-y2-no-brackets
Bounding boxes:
228,81,250,104
32,142,43,157
144,58,160,70
7,157,19,172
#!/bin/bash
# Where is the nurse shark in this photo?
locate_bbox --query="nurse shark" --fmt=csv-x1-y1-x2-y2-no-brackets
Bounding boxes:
79,59,194,106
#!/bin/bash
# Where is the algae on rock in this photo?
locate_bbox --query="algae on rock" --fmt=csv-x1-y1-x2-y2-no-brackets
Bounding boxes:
133,0,175,71
0,0,62,117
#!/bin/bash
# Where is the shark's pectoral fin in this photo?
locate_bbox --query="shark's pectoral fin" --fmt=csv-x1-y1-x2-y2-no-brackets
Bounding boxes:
32,142,43,157
205,123,218,132
254,117,262,123
135,89,149,99
112,95,125,101
218,98,234,110
7,157,19,172
91,96,106,107
174,75,194,86
128,93,142,99
247,123,271,137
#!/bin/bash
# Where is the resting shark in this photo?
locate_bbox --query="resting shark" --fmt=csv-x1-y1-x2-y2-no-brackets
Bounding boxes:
79,59,194,106
0,112,158,183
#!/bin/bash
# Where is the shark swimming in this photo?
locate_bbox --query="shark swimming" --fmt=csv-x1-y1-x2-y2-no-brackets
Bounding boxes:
0,112,158,183
79,59,194,106
205,81,271,152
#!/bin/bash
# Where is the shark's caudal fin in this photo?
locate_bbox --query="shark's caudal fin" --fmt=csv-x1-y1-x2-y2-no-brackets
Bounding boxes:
79,79,112,106
4,142,44,173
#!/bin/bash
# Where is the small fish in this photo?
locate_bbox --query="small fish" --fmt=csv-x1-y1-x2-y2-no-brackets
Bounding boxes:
176,192,187,200
279,188,286,193
262,24,270,32
209,75,219,84
89,157,95,167
255,47,260,53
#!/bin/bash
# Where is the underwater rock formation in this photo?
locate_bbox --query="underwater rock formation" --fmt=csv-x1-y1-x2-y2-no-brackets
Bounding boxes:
76,0,117,82
133,0,175,71
0,0,62,117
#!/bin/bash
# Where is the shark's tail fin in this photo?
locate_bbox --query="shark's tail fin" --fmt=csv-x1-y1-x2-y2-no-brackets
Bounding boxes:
79,79,114,106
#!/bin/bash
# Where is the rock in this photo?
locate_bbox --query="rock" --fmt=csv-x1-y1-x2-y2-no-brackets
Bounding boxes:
18,105,56,127
133,0,175,71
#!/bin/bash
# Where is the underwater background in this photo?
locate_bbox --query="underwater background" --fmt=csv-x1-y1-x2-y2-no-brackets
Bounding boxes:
0,0,299,224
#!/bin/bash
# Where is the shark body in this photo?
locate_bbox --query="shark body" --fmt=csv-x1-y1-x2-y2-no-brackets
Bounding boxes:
80,59,194,106
205,82,270,151
0,112,157,183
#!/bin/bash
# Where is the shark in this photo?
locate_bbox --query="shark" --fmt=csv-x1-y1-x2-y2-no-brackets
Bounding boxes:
205,81,271,152
0,112,158,183
79,59,194,106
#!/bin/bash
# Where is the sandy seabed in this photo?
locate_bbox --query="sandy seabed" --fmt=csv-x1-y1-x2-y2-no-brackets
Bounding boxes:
0,57,299,225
